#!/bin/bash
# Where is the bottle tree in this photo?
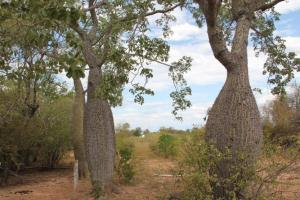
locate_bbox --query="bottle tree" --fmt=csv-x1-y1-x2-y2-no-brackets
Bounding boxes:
189,0,300,198
1,0,192,197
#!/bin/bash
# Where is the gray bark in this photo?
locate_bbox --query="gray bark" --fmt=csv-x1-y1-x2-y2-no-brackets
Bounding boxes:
71,78,88,179
84,66,115,192
196,2,265,198
71,21,116,195
206,16,263,157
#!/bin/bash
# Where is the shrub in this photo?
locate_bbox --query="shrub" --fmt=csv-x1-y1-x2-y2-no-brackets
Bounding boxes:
115,142,135,183
36,96,72,168
151,134,177,158
180,132,220,200
132,127,142,137
180,132,260,200
0,82,72,185
180,131,300,200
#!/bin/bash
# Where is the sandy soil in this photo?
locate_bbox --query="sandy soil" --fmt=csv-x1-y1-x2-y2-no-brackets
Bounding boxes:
0,157,299,200
0,158,179,200
0,169,90,200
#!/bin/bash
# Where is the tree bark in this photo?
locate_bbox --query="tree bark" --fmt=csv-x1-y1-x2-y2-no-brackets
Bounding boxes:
206,66,262,153
206,62,263,199
71,77,88,179
205,15,263,199
84,67,115,194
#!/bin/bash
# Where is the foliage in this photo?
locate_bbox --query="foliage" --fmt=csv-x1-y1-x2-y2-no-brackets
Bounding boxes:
36,96,72,168
115,142,135,183
185,1,300,95
180,132,220,200
0,0,193,119
116,123,144,137
151,134,177,158
158,127,189,135
0,79,72,184
262,83,300,150
181,131,264,200
132,127,142,137
180,131,300,200
251,10,300,95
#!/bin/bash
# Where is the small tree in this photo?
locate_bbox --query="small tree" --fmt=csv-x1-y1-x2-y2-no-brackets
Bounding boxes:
152,134,177,158
132,127,142,137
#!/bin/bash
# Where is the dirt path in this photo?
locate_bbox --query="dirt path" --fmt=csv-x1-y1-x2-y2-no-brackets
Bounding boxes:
0,169,90,200
0,158,179,200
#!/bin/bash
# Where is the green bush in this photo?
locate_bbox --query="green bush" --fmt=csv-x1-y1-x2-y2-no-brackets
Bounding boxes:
180,132,259,200
0,81,72,184
115,143,135,183
132,127,142,137
180,132,219,200
151,134,177,158
37,97,72,168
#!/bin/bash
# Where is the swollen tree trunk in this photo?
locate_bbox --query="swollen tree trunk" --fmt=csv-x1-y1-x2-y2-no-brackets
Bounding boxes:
71,77,88,179
84,67,115,194
206,65,263,198
206,67,262,155
204,14,263,199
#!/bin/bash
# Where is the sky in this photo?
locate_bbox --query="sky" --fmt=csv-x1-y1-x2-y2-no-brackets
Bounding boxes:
60,0,300,131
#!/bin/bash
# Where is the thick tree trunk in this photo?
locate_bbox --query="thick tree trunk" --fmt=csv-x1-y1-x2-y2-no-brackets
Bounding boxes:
84,67,115,195
206,66,263,155
205,61,263,198
71,78,88,179
202,12,264,198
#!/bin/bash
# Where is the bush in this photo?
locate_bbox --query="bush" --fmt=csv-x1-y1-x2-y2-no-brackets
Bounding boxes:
180,131,300,200
36,96,72,168
277,134,300,149
180,132,220,200
151,134,177,158
115,142,135,183
180,132,259,200
0,81,72,184
132,127,142,137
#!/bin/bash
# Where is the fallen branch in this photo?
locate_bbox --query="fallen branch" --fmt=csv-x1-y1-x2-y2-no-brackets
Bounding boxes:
153,174,182,177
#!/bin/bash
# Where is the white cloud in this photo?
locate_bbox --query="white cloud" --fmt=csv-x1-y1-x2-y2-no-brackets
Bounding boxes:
113,100,209,131
255,87,275,106
284,36,300,53
275,0,300,14
169,23,204,41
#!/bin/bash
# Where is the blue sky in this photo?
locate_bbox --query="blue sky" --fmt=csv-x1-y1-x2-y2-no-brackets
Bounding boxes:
60,1,300,131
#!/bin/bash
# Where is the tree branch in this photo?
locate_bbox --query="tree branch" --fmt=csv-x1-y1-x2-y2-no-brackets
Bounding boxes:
231,15,251,54
69,23,86,40
195,0,233,71
88,0,99,41
120,3,182,23
82,0,108,12
256,0,285,11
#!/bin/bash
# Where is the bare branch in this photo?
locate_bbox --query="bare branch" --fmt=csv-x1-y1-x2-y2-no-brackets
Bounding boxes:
253,154,299,199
